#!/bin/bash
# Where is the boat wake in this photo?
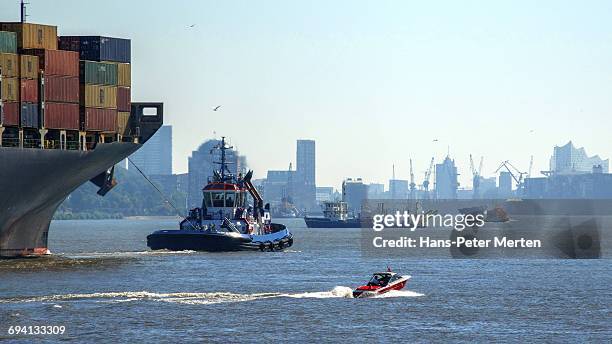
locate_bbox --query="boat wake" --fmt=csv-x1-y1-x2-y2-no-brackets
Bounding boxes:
283,286,355,299
0,287,423,305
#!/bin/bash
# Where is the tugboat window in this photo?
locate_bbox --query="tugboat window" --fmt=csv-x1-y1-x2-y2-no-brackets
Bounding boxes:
212,192,225,207
203,192,212,207
225,192,235,207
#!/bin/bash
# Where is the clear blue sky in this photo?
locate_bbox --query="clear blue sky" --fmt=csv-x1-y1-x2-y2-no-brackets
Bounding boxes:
3,0,612,188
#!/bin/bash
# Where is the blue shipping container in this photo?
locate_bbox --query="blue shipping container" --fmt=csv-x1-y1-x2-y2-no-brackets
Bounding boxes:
59,36,131,63
20,102,40,128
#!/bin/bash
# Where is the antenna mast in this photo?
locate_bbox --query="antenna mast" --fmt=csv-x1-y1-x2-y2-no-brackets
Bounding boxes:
21,0,28,23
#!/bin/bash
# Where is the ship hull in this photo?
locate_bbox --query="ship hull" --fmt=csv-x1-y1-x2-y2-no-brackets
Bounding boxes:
304,217,371,228
0,143,141,258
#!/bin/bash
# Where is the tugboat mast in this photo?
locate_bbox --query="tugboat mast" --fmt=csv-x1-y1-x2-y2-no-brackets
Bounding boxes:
214,136,234,182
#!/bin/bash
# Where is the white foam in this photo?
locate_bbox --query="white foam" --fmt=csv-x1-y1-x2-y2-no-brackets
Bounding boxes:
284,286,354,299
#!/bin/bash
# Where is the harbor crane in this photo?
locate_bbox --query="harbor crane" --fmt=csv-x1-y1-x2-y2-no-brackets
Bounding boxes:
422,157,435,199
470,155,484,198
527,155,534,179
494,160,527,189
409,158,416,199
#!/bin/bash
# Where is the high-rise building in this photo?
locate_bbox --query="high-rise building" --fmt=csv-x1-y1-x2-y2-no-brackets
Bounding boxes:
389,179,409,199
550,141,609,175
263,170,296,206
435,156,458,199
342,178,368,216
187,139,247,208
296,139,316,212
129,125,172,176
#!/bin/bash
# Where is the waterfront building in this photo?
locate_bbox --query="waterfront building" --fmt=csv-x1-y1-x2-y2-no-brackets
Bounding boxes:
435,156,458,199
342,178,368,216
550,141,609,175
296,139,317,212
389,179,409,199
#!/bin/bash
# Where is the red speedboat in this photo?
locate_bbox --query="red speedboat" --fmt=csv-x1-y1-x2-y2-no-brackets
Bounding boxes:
352,269,410,298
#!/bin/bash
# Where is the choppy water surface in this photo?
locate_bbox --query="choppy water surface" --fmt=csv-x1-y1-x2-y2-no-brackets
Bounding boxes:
1,219,611,342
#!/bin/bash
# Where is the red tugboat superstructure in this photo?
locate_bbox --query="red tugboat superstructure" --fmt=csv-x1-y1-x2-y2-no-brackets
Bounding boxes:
147,137,293,252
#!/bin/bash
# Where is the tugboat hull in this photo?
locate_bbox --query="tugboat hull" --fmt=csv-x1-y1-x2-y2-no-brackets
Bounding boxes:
147,229,293,252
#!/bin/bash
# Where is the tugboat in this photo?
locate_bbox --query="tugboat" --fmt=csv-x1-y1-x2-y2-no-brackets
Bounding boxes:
352,268,410,298
147,137,293,252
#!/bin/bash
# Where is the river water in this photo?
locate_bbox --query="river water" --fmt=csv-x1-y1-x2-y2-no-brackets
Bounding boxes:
0,218,610,342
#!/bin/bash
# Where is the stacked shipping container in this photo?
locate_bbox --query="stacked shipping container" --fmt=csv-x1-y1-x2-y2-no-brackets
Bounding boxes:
59,36,131,133
0,23,131,140
0,33,19,126
19,54,40,127
21,47,80,130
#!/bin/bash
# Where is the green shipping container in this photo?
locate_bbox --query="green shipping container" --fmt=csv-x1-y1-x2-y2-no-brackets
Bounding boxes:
0,31,17,54
80,60,117,86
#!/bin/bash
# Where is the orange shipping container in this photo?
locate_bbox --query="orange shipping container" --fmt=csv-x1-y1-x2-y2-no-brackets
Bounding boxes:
1,77,19,101
0,53,18,77
0,23,57,50
117,63,131,87
80,85,117,109
20,54,39,79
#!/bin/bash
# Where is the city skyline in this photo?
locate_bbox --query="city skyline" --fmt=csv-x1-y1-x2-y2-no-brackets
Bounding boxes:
6,1,612,187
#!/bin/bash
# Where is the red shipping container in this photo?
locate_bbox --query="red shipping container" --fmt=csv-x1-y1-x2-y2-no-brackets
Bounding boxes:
20,49,79,77
20,78,39,102
117,86,130,112
1,101,19,126
45,75,79,103
44,102,79,130
82,107,117,132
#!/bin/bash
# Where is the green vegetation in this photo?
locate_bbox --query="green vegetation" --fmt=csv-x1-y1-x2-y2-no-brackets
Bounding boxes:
55,166,187,220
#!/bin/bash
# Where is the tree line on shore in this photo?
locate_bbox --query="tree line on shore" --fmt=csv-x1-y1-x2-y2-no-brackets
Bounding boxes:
55,167,187,220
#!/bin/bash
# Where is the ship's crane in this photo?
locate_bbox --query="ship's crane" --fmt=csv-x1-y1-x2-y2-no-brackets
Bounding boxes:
494,160,527,189
409,158,416,199
422,157,435,199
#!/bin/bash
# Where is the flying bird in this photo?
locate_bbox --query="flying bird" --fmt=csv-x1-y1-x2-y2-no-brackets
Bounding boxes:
432,139,439,142
188,24,196,28
213,105,221,111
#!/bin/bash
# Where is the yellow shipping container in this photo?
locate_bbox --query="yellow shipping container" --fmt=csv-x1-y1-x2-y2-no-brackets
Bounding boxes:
117,111,130,135
0,77,19,101
20,54,39,79
117,63,131,87
0,53,18,77
81,85,117,109
0,23,57,50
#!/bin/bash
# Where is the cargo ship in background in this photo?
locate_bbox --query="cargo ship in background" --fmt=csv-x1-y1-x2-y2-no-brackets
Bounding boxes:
304,201,366,228
0,3,162,257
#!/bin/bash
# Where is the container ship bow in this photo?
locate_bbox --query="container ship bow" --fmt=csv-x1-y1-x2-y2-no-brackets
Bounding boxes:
0,15,163,257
